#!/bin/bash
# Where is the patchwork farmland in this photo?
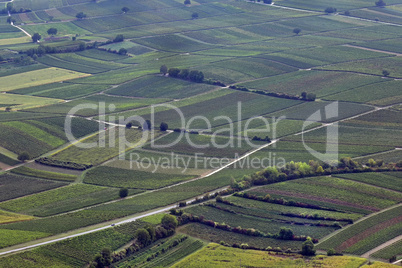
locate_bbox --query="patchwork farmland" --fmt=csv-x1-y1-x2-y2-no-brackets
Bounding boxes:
0,0,401,266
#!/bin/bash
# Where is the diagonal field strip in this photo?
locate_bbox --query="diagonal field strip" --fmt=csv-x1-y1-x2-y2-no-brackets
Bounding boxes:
362,234,402,258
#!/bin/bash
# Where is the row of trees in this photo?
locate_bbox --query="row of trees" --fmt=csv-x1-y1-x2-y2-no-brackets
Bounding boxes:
1,3,31,15
91,215,178,267
126,121,168,131
160,65,205,83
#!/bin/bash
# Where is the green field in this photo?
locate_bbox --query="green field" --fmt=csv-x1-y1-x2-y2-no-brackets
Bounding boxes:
318,205,402,254
119,90,301,129
144,132,265,158
0,174,66,202
84,166,196,189
172,243,368,268
11,166,77,182
0,67,90,92
11,82,111,100
0,0,401,264
108,75,217,99
0,116,99,157
27,94,168,117
0,93,62,111
185,204,337,239
0,184,125,217
371,239,402,260
249,176,402,214
0,209,34,224
239,71,384,98
52,129,162,165
334,172,402,192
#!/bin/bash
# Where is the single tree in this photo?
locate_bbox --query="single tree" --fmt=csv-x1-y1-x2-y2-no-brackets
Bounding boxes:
306,93,316,101
79,43,86,51
160,122,168,131
382,70,390,77
161,214,178,230
122,6,130,13
146,225,156,241
47,28,57,36
114,34,124,42
135,228,151,245
5,107,11,112
189,70,204,83
263,0,272,4
119,188,128,198
179,69,190,79
6,2,13,12
32,33,41,43
191,12,199,19
301,237,316,256
143,119,152,131
278,227,294,240
18,152,30,162
184,0,191,5
6,17,16,24
325,7,337,14
168,67,180,77
93,248,112,268
301,92,307,99
76,12,87,19
327,248,337,256
293,28,301,35
160,65,168,75
344,10,350,16
375,0,386,7
118,48,127,55
126,122,132,129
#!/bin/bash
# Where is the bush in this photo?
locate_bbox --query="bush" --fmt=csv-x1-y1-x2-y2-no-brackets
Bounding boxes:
325,7,337,13
375,0,386,7
278,227,294,240
136,228,151,246
119,188,128,198
301,237,316,256
118,48,127,55
17,152,30,162
114,34,124,42
327,249,337,256
160,122,168,131
161,214,178,230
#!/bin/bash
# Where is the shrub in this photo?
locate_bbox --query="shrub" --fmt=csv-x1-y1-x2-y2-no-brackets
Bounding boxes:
136,228,151,246
325,7,337,14
327,249,337,256
119,188,128,198
17,152,30,162
301,237,316,256
161,214,178,230
160,122,168,132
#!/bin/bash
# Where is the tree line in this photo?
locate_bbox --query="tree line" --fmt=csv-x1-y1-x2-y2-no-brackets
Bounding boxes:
160,65,204,83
